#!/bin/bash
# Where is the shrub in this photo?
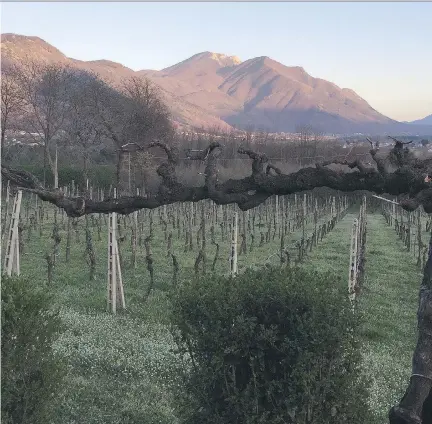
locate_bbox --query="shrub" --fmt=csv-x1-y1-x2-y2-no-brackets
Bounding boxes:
18,164,116,189
1,276,65,424
171,267,372,424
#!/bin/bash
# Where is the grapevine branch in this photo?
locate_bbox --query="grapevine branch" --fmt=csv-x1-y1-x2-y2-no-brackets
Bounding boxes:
3,138,432,217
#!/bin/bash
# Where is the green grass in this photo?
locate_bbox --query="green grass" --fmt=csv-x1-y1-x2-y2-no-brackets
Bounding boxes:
11,199,345,423
278,211,422,424
301,213,353,277
2,199,424,423
358,213,420,424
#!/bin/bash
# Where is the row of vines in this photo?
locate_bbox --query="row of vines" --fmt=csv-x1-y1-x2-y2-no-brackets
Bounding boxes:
1,182,352,309
381,199,432,269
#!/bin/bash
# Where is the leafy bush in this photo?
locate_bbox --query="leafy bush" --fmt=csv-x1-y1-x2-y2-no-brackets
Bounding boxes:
171,267,372,424
1,276,65,424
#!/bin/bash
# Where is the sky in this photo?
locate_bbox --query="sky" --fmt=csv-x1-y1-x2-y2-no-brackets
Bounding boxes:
1,1,431,122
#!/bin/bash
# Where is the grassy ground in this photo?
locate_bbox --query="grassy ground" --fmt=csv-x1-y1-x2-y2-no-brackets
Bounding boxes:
10,199,345,424
359,213,420,424
3,199,423,423
301,212,353,277
19,214,182,423
284,211,421,424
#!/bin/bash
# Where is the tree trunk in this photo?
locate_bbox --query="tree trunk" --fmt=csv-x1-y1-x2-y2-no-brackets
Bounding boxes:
44,143,58,189
54,144,58,189
83,153,89,187
389,232,432,424
1,126,6,151
116,150,124,190
43,147,47,187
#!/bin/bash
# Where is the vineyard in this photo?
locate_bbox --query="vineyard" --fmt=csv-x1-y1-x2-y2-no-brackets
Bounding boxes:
1,180,427,424
2,185,351,287
1,17,431,421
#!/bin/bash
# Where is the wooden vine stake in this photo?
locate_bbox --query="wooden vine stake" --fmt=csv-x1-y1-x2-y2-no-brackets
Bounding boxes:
54,144,59,189
302,193,307,239
2,180,11,242
348,218,359,303
4,190,22,277
107,190,125,313
230,211,238,277
332,196,336,219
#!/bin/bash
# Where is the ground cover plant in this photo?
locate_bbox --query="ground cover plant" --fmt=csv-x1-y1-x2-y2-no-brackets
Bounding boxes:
358,214,420,424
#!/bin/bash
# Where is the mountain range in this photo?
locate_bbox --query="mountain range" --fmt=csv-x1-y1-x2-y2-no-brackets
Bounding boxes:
408,114,432,126
2,33,431,136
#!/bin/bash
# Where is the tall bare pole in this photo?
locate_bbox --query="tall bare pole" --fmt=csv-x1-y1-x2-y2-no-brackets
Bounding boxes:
230,211,238,277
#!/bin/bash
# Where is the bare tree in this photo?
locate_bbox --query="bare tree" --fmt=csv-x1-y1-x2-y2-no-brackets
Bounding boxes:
295,124,324,166
244,125,255,143
1,66,24,150
63,70,104,184
311,128,324,153
13,58,77,188
255,127,271,146
120,76,173,141
88,75,173,190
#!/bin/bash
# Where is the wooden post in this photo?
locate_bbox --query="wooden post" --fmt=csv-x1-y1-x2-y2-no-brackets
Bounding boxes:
280,196,285,236
107,212,117,313
302,193,307,240
54,144,59,189
107,189,125,313
314,198,318,245
132,189,139,269
2,180,11,239
230,211,238,277
163,204,167,223
348,218,359,302
4,190,22,277
128,152,132,194
416,208,422,267
332,196,336,219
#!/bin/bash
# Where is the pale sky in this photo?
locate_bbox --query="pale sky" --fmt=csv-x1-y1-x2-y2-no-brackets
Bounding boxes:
1,1,431,122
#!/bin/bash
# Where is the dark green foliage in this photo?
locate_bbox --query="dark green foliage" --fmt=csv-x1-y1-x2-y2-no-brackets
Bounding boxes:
171,267,372,424
18,164,115,189
1,276,65,424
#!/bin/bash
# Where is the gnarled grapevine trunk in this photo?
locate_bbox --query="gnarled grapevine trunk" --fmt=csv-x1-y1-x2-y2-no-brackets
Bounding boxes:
390,232,432,424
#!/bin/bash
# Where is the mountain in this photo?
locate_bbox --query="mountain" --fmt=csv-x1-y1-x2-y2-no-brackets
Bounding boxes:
2,33,432,135
160,51,241,89
143,53,398,134
1,33,232,131
409,114,432,126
